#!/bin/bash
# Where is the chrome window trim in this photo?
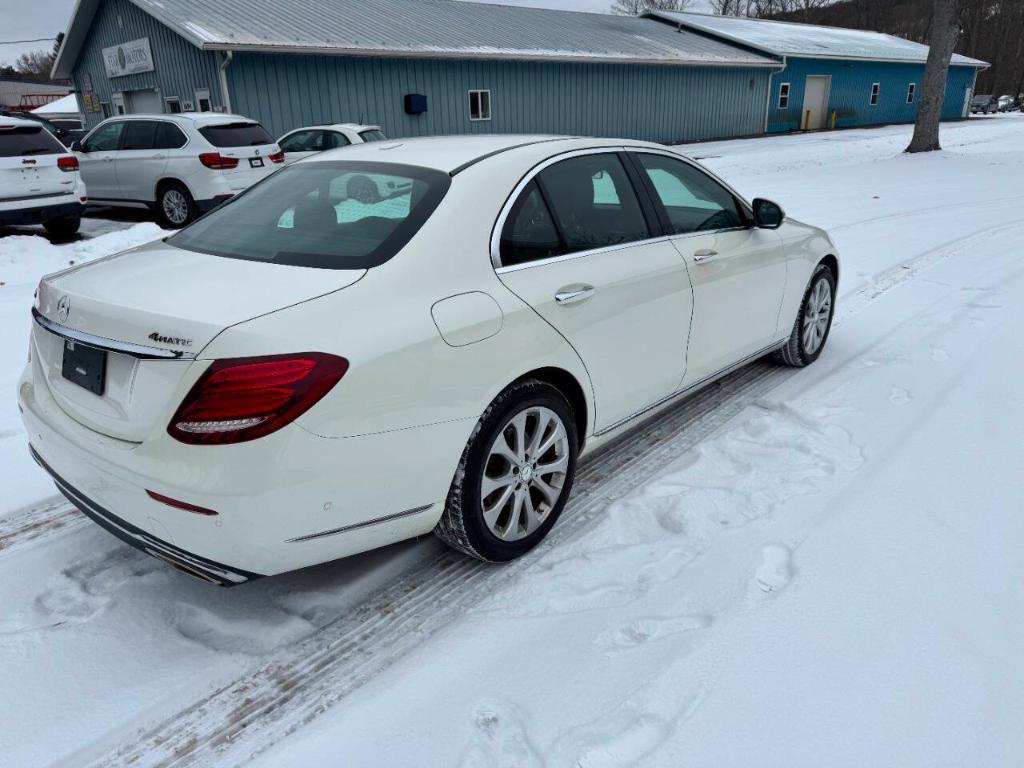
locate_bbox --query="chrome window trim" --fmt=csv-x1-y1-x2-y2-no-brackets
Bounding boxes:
490,145,757,271
31,307,196,360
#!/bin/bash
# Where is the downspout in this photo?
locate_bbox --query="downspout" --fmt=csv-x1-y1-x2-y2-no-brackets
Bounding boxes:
218,50,233,113
763,55,787,134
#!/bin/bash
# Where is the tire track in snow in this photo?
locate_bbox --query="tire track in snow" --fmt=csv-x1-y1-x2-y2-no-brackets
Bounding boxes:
0,496,82,555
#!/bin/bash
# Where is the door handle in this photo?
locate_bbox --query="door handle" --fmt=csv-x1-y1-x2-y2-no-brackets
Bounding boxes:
693,249,718,263
148,154,166,160
555,284,595,305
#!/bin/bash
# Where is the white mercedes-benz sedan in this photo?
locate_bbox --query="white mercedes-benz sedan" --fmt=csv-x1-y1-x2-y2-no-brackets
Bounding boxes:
20,135,839,585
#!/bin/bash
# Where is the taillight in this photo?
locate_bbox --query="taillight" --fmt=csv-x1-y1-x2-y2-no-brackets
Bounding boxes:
57,155,79,172
269,149,285,164
168,353,348,445
198,152,239,170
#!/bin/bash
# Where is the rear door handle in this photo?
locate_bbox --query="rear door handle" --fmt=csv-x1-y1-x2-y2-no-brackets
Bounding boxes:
555,284,595,305
693,249,718,263
148,154,167,160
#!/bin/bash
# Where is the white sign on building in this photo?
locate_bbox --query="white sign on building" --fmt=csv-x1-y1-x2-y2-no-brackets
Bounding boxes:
102,38,154,77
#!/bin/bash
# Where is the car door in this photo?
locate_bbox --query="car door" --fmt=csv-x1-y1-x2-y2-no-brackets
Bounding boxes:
495,150,693,432
76,121,124,200
629,151,787,384
115,120,169,202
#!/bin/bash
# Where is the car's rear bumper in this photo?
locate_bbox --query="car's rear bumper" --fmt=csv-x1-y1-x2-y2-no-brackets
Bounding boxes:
30,445,262,586
0,201,84,226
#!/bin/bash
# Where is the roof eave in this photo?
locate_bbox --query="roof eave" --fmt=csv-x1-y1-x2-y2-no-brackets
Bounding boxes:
198,41,778,67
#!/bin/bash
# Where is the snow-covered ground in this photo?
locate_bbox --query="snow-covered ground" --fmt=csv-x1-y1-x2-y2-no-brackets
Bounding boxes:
2,114,1023,767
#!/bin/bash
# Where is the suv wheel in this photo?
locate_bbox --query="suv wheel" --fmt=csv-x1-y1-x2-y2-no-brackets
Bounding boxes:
43,215,80,241
157,182,196,229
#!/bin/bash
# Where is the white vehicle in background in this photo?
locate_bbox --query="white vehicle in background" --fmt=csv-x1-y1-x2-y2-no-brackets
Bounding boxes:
71,113,283,228
0,116,87,239
997,95,1016,112
277,123,387,165
20,135,839,585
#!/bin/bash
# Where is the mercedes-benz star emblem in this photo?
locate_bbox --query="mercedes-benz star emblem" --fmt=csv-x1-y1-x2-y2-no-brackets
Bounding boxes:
57,295,71,324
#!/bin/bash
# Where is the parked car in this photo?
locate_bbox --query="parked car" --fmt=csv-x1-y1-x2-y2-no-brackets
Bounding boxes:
0,116,86,239
997,95,1016,112
970,95,999,114
0,110,75,146
277,123,387,164
21,135,839,584
50,118,87,145
71,112,283,228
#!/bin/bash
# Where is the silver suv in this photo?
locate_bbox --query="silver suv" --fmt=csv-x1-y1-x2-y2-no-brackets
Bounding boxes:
73,113,282,228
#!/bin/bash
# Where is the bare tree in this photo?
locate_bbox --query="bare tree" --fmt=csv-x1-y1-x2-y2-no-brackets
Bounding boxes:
612,0,690,14
906,0,961,153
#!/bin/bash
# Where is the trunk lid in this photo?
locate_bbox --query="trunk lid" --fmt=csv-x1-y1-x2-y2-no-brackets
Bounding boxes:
197,120,280,191
0,124,73,201
34,239,365,442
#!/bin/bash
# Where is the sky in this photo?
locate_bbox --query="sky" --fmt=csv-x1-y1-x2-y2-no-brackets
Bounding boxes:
0,0,715,72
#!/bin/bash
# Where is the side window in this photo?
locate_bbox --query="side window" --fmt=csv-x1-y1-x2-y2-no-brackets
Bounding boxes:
499,181,562,267
778,82,790,110
870,83,880,106
906,83,916,104
635,153,744,234
154,122,187,149
82,121,124,152
121,120,158,151
280,130,323,152
536,153,650,253
327,131,351,149
469,90,491,121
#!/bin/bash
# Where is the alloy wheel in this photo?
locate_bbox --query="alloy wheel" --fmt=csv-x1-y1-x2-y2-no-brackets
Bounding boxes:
802,277,832,355
480,406,570,542
163,189,189,226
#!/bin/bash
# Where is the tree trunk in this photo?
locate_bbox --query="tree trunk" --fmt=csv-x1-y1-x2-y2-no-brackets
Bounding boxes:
906,0,961,153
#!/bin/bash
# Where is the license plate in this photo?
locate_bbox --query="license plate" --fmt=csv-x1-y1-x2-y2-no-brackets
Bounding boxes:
62,339,106,396
249,158,264,168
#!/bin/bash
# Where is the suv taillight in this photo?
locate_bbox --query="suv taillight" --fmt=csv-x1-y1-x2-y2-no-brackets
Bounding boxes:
57,155,79,172
198,152,239,170
168,353,349,445
269,149,285,164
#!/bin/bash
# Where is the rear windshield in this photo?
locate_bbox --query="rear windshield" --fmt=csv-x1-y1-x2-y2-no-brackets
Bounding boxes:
198,122,275,148
0,126,64,157
358,129,387,142
168,161,451,270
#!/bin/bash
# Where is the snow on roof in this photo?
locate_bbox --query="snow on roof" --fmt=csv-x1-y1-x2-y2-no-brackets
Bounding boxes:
53,0,777,79
31,93,81,115
648,11,987,68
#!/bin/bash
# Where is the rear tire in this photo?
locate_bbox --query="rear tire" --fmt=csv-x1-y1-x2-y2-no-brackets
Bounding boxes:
156,182,197,229
43,215,80,241
774,263,836,367
434,379,579,562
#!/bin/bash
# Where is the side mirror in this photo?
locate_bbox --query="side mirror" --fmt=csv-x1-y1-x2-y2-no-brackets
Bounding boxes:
71,140,84,152
753,198,784,229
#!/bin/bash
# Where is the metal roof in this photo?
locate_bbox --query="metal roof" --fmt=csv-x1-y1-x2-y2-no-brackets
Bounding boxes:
53,0,779,79
647,11,987,67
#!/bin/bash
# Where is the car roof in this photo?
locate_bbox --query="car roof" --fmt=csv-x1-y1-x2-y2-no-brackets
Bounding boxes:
101,112,262,127
298,134,670,174
284,123,382,134
0,115,47,129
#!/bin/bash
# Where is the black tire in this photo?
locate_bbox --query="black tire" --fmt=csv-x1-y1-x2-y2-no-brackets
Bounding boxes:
774,262,836,367
43,215,80,241
156,181,197,229
434,379,579,562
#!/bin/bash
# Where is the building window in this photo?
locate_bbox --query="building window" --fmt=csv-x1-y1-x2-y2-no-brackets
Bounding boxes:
100,101,111,118
469,89,491,121
165,97,182,114
195,89,212,112
907,83,916,104
778,82,790,110
870,83,880,106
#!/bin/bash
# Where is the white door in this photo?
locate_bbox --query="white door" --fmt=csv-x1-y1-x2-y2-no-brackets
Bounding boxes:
629,151,787,383
496,152,693,431
76,120,125,200
126,89,161,114
802,75,831,130
111,93,126,116
116,120,169,201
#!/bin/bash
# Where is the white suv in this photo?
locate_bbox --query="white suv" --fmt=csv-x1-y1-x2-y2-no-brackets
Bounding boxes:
0,116,87,239
72,113,283,228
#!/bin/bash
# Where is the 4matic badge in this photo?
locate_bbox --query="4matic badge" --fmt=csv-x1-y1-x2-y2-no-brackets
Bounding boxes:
148,332,193,348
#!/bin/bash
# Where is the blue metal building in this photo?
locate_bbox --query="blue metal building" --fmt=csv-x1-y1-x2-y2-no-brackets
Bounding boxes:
648,12,987,133
50,0,779,143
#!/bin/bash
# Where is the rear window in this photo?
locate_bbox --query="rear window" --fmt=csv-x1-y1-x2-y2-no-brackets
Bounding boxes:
168,161,450,270
358,129,387,142
199,122,275,148
0,126,64,157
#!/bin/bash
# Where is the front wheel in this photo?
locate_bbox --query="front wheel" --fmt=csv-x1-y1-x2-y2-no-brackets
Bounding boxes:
775,262,836,367
435,379,578,562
